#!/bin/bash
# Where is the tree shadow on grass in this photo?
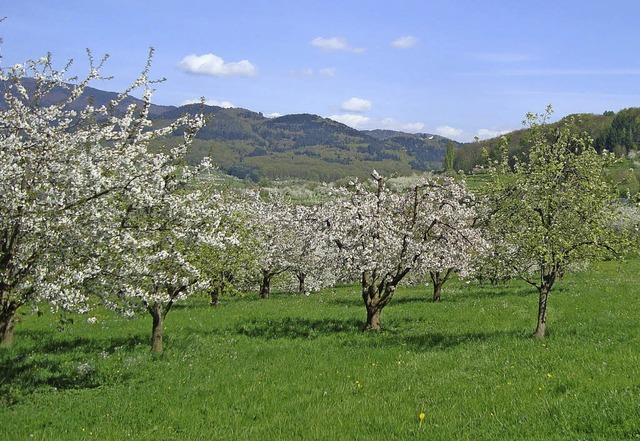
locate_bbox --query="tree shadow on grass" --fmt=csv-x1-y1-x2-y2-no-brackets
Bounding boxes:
0,332,147,404
446,284,533,302
395,329,530,351
236,317,363,339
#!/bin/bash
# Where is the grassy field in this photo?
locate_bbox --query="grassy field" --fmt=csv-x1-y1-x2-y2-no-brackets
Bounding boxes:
1,260,639,440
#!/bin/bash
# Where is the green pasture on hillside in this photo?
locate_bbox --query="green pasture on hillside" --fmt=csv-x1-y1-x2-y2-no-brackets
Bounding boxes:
1,260,639,440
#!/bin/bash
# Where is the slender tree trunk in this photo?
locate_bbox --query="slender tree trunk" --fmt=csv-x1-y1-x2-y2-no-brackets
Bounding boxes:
149,302,164,352
533,286,549,339
0,301,19,347
260,271,271,299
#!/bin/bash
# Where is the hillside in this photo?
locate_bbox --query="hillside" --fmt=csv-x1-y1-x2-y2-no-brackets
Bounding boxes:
453,111,630,173
1,78,452,182
156,109,455,182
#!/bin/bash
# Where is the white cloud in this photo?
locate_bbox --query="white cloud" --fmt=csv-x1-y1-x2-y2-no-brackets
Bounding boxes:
265,112,283,118
435,125,464,139
328,114,426,133
177,54,257,77
182,98,235,108
475,128,511,140
341,97,372,112
391,36,418,49
328,114,371,128
311,37,365,53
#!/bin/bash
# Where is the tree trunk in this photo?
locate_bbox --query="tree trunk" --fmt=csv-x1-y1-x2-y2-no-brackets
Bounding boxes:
210,286,220,307
149,302,164,352
365,304,382,330
429,269,452,303
533,286,549,339
432,282,442,303
0,301,19,347
296,271,306,295
260,271,271,299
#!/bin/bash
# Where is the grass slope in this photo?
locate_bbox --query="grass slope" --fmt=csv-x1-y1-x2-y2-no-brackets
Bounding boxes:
1,260,639,440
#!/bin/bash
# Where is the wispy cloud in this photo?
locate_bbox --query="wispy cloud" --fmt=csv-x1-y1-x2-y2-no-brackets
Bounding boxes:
177,54,257,77
311,37,365,53
472,68,640,77
471,52,531,63
319,67,336,77
379,118,425,132
391,36,418,49
340,97,372,112
289,67,336,78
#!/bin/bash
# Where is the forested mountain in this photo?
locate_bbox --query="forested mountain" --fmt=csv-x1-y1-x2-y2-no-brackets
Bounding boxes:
1,78,453,182
156,109,455,182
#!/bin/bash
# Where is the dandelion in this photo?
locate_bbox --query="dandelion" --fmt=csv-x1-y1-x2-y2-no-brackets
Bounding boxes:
419,412,425,421
547,373,553,379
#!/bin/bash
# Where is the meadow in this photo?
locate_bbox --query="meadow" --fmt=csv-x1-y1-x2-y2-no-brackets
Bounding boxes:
1,260,639,440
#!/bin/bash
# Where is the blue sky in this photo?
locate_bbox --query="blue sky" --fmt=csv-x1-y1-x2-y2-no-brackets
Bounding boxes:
3,0,640,142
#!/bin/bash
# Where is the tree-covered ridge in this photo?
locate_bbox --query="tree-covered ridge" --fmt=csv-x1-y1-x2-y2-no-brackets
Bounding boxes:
160,109,453,181
454,109,640,173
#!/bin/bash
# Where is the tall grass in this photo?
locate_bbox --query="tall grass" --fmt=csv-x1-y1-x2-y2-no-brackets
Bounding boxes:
1,260,639,440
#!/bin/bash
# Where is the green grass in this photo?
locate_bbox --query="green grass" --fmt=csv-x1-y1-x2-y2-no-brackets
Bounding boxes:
1,260,640,440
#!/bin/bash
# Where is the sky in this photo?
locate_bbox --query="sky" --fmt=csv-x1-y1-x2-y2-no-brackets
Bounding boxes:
2,0,640,142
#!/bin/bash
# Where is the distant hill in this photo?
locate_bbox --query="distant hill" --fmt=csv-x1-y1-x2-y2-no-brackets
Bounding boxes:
1,78,454,182
453,111,633,173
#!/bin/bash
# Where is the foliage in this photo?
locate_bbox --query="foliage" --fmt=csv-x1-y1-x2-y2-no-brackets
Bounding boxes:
595,107,640,156
444,141,455,172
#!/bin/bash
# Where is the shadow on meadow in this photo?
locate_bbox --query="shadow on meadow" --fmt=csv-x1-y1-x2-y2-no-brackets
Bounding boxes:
0,331,147,404
444,283,533,302
236,317,363,339
396,329,530,351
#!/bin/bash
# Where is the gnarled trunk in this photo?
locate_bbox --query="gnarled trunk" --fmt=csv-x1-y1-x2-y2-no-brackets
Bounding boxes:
149,301,164,353
362,272,398,331
0,301,19,347
365,303,382,330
